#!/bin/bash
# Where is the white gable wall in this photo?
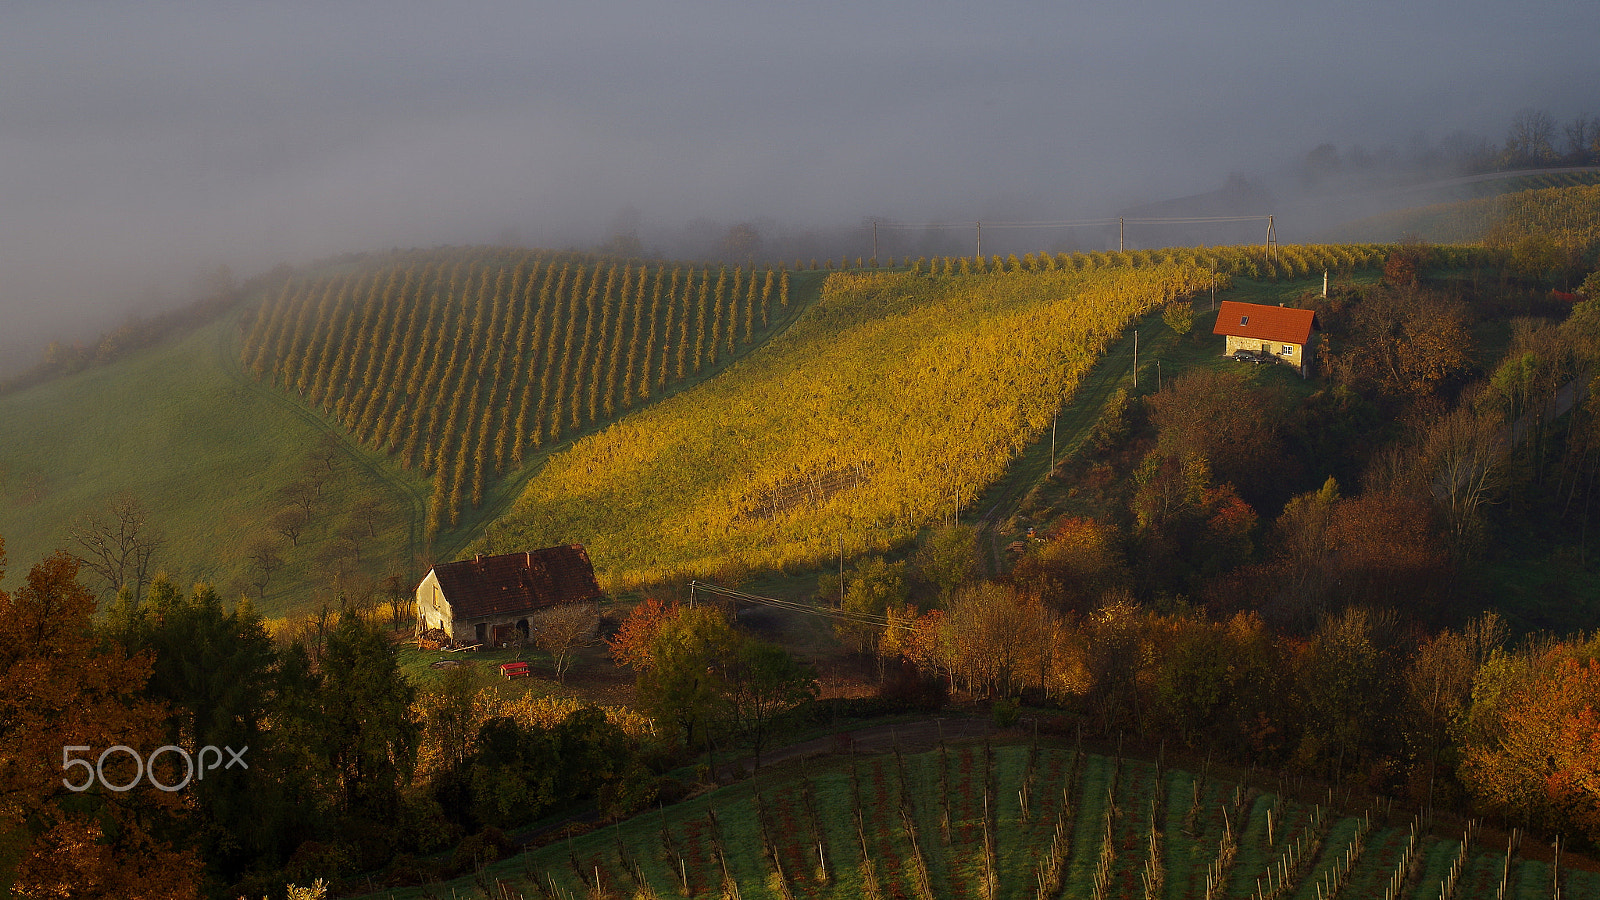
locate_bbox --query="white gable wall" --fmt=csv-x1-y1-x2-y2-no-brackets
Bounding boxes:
415,569,454,635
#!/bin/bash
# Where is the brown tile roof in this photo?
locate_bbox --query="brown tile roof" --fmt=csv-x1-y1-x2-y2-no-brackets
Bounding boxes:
1213,300,1317,345
430,546,603,620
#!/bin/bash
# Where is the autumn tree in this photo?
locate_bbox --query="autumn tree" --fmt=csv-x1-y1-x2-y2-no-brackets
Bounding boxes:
1460,641,1600,842
606,596,681,669
1145,367,1291,507
1161,300,1194,335
836,557,909,653
1402,613,1506,811
1320,282,1473,400
0,543,202,899
1008,517,1129,613
1423,404,1509,560
1291,606,1405,781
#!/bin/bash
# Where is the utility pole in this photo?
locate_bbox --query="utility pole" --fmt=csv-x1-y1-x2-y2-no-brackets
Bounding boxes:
1119,217,1125,253
872,220,879,265
1133,329,1138,389
1267,215,1278,259
976,222,982,260
1323,269,1328,298
838,535,845,607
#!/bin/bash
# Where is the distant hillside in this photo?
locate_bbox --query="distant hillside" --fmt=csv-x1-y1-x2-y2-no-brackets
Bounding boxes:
1326,183,1600,251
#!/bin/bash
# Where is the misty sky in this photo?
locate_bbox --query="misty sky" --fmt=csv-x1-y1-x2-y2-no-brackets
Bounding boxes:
3,0,1598,357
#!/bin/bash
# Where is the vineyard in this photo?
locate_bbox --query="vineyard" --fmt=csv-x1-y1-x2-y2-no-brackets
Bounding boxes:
485,263,1225,589
241,249,794,537
798,243,1406,284
1326,184,1600,252
367,740,1598,900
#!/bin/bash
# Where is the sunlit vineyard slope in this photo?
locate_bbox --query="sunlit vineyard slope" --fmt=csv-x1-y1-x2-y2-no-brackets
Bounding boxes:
485,264,1216,589
241,249,793,538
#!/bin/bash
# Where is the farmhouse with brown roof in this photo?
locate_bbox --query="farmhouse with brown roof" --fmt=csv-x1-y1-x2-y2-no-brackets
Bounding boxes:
415,546,603,648
1213,300,1319,377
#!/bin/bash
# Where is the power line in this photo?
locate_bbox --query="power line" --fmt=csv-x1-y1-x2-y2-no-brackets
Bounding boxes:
689,580,916,631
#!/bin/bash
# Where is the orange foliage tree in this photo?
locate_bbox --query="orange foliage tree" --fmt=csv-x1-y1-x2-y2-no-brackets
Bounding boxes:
1460,648,1600,843
0,542,201,899
605,596,682,670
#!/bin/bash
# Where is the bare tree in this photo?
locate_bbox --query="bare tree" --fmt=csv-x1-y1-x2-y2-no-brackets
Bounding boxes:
531,602,601,683
382,575,411,631
1426,405,1509,560
245,537,285,601
281,478,321,518
313,432,344,473
271,507,310,548
1506,107,1557,166
351,496,389,537
68,494,165,602
336,519,368,563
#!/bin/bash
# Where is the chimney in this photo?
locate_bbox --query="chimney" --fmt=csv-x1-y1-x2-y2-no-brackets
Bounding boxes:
475,553,483,563
525,551,532,568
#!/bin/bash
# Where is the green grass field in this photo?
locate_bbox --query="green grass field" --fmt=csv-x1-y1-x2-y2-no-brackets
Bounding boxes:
0,310,422,617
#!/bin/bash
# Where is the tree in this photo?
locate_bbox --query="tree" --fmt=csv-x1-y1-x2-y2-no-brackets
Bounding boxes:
606,597,681,670
1161,300,1194,335
246,537,285,600
1321,283,1472,399
837,557,909,653
115,579,282,885
914,525,981,600
271,507,310,549
635,606,737,755
724,641,818,765
1424,405,1508,560
1145,367,1289,505
1461,644,1600,842
318,613,419,825
530,602,600,682
281,478,322,519
1504,108,1558,167
0,543,202,899
1009,517,1129,613
67,494,165,602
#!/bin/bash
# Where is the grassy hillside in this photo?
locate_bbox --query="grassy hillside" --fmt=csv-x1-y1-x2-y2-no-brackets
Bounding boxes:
485,264,1222,590
1328,183,1600,251
0,311,420,617
355,741,1595,900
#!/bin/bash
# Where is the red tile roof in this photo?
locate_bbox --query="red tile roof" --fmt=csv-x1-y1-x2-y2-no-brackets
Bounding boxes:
1213,300,1317,345
430,546,603,620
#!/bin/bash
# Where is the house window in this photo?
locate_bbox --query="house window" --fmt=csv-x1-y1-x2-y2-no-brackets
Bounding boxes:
1240,315,1249,325
1282,345,1294,356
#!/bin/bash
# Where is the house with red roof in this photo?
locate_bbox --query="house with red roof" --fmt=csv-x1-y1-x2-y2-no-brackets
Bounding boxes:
1212,300,1319,377
415,546,604,648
